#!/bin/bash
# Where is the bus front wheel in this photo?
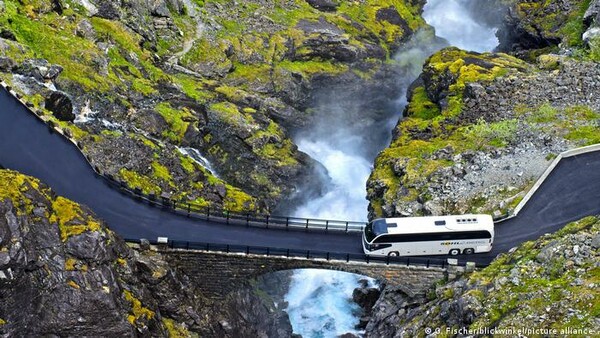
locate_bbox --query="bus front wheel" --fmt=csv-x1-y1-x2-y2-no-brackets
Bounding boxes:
388,251,399,257
463,248,474,255
449,249,460,256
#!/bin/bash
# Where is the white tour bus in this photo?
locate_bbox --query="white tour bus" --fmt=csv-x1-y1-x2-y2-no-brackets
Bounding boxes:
362,214,494,257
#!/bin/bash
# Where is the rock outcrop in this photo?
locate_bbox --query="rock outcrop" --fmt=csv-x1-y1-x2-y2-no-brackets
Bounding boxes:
364,216,600,336
0,0,428,213
368,43,600,219
0,169,294,337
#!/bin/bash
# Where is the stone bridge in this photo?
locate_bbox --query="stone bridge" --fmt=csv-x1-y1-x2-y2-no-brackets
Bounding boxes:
150,246,449,300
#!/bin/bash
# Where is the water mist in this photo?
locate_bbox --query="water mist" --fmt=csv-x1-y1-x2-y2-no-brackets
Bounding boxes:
284,1,501,336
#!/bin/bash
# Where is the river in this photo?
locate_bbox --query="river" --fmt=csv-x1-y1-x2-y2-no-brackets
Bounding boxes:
285,0,500,336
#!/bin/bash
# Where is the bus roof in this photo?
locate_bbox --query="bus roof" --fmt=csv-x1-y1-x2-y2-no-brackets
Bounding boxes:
371,214,494,236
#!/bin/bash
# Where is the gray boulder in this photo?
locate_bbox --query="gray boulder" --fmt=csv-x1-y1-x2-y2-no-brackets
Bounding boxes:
45,91,75,122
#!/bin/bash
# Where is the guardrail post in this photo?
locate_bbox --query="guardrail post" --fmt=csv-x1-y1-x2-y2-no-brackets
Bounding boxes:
386,256,390,265
346,254,350,262
306,250,310,259
246,246,250,255
266,215,269,228
366,256,369,264
246,213,250,227
286,217,289,230
325,220,329,231
205,243,210,252
427,260,430,268
345,222,349,232
305,219,309,231
286,249,290,258
226,211,230,225
406,258,410,266
186,242,189,250
206,207,210,221
326,252,330,261
266,248,270,256
226,245,230,253
187,203,191,217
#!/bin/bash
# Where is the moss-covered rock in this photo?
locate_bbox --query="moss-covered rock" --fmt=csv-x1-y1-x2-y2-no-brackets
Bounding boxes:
0,168,295,336
365,216,600,336
498,0,594,59
0,0,430,213
367,48,530,219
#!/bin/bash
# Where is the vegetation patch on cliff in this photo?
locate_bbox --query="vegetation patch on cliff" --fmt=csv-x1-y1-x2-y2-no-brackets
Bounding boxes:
367,216,600,336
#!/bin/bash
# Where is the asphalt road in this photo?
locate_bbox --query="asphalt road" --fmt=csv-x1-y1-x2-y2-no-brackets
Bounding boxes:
1,90,599,265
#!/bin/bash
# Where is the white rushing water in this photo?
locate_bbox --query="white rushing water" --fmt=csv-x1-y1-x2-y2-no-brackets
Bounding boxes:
285,1,500,337
423,0,499,52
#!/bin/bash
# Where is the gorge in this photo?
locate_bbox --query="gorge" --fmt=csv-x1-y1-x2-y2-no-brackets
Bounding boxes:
0,0,599,336
283,0,503,336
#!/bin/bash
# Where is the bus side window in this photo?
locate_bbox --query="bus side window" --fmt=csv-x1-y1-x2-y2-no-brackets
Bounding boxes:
373,235,389,243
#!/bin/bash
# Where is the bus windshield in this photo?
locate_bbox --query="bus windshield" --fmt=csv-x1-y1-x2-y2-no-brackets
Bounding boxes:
365,219,388,242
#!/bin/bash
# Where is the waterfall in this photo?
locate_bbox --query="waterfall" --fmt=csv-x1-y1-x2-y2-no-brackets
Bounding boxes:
284,1,500,336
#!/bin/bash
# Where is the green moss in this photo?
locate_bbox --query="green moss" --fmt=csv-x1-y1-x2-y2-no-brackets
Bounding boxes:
209,101,255,127
528,102,559,123
223,185,256,211
407,86,440,119
0,169,44,215
179,37,232,73
558,0,593,47
123,289,155,325
466,217,600,331
463,118,519,149
247,121,299,167
277,60,348,76
0,318,5,326
566,125,600,144
119,168,160,195
179,155,196,174
151,161,173,184
49,196,102,241
337,0,424,46
162,318,197,338
155,102,193,143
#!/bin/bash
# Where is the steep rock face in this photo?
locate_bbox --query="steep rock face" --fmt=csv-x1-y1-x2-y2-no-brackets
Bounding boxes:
0,0,428,213
0,169,293,336
368,41,600,219
497,0,593,59
364,216,600,336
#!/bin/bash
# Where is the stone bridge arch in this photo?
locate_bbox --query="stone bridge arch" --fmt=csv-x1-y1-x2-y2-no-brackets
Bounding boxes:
157,247,447,300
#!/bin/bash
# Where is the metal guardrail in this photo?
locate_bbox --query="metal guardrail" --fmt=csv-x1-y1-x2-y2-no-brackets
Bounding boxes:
0,83,366,233
101,172,366,232
125,238,485,268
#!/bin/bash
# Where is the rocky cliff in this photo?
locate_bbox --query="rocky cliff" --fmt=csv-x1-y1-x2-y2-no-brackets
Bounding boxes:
0,169,293,337
364,216,600,337
0,0,428,213
367,0,600,219
363,0,600,336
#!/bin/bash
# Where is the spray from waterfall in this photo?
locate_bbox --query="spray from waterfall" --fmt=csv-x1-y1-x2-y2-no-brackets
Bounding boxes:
284,1,502,336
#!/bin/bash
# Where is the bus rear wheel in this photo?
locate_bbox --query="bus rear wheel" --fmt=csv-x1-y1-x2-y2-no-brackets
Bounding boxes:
463,248,474,255
388,251,399,257
449,249,460,256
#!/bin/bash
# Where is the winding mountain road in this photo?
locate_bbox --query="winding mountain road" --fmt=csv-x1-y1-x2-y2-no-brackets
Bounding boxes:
1,90,599,265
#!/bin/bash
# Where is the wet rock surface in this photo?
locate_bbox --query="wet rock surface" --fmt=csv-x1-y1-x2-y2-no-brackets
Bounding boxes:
45,91,74,121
